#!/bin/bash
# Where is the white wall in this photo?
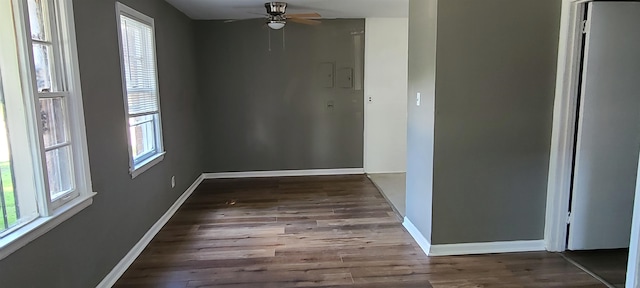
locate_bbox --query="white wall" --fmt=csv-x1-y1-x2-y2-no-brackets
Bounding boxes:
364,18,409,174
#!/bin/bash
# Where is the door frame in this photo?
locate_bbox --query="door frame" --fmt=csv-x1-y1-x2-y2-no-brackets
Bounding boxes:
544,0,587,253
545,0,640,286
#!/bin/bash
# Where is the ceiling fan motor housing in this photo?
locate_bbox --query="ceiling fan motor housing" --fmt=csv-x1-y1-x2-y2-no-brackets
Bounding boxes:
265,2,287,16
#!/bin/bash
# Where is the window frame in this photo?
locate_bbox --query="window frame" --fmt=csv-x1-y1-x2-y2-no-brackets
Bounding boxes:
24,0,78,210
115,2,165,179
0,0,95,260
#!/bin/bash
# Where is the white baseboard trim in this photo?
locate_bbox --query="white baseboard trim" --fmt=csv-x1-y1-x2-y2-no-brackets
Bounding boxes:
401,216,544,257
365,171,407,175
203,168,364,179
96,174,205,288
403,217,431,255
429,240,546,256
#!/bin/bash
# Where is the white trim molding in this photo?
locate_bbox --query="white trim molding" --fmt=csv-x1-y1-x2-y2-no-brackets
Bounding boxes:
429,240,546,257
130,152,165,179
544,0,588,253
366,170,407,175
0,193,95,260
402,217,431,255
203,168,364,179
96,174,205,288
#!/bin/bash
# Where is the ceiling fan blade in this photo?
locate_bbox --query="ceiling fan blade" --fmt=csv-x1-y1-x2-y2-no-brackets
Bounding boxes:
287,12,321,18
289,18,321,25
247,12,269,17
224,17,263,23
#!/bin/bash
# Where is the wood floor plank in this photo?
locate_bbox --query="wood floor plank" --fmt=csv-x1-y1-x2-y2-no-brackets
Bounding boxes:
114,175,606,287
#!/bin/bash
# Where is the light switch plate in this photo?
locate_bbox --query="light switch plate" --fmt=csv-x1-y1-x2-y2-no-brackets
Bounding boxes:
417,92,421,106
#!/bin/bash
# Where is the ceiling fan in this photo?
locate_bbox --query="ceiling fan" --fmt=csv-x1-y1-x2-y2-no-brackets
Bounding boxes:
226,2,322,30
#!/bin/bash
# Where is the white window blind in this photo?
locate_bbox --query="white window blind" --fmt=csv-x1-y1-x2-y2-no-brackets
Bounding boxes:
120,15,158,116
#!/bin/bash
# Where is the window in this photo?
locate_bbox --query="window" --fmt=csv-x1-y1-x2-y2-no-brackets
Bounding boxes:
116,3,164,178
0,0,93,258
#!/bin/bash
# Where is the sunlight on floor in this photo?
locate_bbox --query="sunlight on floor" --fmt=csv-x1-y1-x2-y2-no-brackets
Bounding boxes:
368,173,406,217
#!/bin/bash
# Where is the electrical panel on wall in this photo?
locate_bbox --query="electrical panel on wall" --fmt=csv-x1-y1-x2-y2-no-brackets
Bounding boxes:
337,68,353,89
318,62,335,88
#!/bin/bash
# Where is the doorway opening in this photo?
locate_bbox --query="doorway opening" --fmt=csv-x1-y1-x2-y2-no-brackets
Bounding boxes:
547,1,640,287
362,18,409,218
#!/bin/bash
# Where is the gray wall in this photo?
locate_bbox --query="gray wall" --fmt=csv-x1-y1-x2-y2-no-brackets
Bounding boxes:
406,0,438,243
431,0,561,244
0,0,203,286
196,19,365,172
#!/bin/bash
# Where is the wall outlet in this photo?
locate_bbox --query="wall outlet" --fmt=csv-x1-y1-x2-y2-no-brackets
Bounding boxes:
417,92,421,106
171,176,175,188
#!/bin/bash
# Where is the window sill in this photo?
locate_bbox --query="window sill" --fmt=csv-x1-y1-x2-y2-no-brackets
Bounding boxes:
0,192,97,260
130,152,165,179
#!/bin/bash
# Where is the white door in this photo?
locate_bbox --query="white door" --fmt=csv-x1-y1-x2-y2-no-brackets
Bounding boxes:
363,19,408,174
568,2,640,251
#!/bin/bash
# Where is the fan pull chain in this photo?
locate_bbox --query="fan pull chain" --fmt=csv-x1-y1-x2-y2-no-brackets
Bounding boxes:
282,27,286,50
268,28,272,52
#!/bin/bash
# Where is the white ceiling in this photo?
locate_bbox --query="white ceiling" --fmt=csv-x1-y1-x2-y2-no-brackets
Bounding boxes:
164,0,408,20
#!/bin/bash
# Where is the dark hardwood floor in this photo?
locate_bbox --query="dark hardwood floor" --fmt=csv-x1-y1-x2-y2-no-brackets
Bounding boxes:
565,249,628,288
114,175,605,287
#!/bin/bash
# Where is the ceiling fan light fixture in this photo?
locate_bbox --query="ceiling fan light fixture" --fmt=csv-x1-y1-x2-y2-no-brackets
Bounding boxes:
267,20,286,30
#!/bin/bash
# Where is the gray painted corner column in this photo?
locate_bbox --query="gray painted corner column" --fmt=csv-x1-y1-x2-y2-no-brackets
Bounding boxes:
405,0,438,245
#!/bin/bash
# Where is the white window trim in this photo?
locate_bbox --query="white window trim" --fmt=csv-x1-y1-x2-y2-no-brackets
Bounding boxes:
0,192,95,260
56,0,93,207
0,0,95,260
130,152,165,178
115,2,165,179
